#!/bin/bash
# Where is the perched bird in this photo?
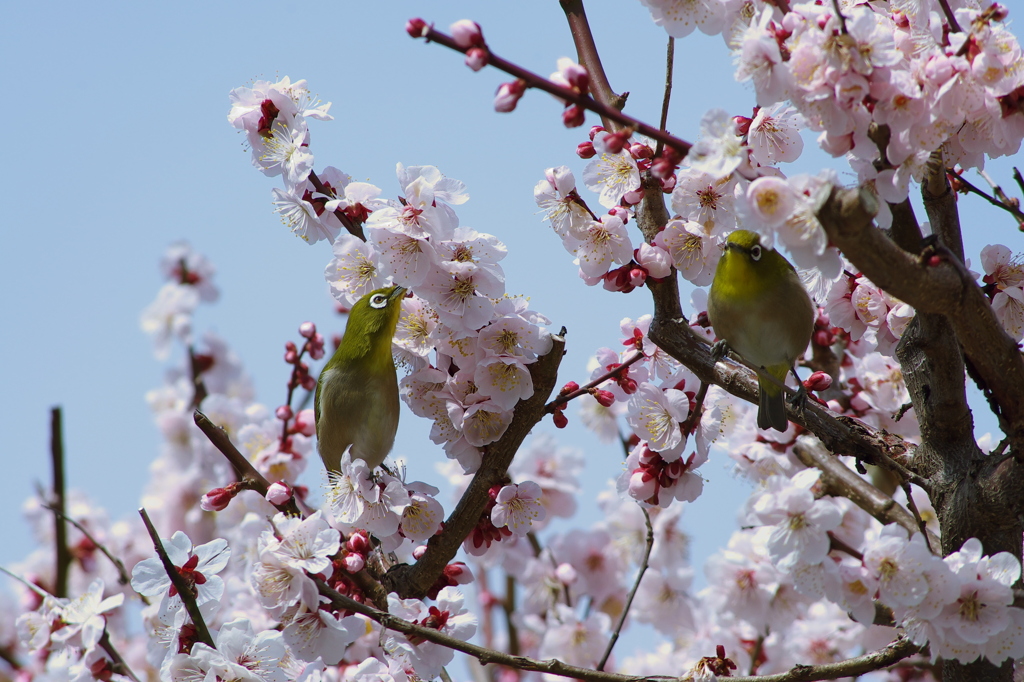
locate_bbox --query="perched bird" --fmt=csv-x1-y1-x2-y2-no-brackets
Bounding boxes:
707,230,814,431
315,285,407,473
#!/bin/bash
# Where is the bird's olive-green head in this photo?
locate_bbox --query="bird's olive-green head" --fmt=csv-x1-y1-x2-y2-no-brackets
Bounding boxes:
715,230,796,294
332,285,407,368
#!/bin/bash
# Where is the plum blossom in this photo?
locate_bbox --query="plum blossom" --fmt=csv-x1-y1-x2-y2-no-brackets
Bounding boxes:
685,109,746,178
131,531,230,607
324,234,388,305
261,511,340,575
386,588,477,679
626,382,690,453
491,481,547,536
654,219,721,286
582,149,641,208
638,0,726,38
535,166,591,239
671,169,736,234
748,104,804,166
574,214,635,278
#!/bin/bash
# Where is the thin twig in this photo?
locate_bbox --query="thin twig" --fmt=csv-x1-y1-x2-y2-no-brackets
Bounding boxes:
828,531,865,561
137,508,216,649
545,352,645,413
951,169,1024,224
681,381,710,437
41,503,141,595
315,574,919,682
503,573,520,657
655,37,674,159
1012,167,1024,197
99,630,142,682
415,26,692,158
830,0,849,34
978,168,1023,217
901,482,934,554
597,508,654,671
50,406,70,599
187,346,209,410
936,0,963,33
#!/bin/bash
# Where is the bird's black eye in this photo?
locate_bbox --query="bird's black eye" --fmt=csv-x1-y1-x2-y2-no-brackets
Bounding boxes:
369,293,388,309
750,245,762,261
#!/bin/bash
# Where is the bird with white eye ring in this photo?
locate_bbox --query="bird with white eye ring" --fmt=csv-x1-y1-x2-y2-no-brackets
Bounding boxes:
315,285,407,473
707,230,814,432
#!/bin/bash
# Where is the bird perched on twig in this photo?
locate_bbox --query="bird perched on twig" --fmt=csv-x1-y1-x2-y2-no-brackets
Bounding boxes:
315,285,407,473
707,230,814,431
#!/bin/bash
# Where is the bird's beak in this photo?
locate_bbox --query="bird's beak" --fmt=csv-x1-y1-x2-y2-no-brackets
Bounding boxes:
389,286,408,302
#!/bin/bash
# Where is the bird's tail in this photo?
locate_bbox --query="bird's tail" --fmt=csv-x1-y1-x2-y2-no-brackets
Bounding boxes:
757,364,791,432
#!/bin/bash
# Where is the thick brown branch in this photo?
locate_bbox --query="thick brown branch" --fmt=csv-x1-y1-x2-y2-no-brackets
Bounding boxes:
816,186,1024,445
383,334,566,598
793,441,940,548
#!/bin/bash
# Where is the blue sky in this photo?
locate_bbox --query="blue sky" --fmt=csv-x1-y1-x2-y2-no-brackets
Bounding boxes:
1,0,1018,638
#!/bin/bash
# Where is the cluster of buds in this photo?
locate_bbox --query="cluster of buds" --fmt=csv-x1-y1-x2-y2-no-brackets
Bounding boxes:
812,308,836,348
465,486,515,554
628,446,699,507
421,558,473,600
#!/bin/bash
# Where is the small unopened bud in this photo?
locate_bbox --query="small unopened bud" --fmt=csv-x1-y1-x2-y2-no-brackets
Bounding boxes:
609,206,630,222
266,481,292,506
275,405,293,421
444,562,473,584
588,125,605,141
814,329,834,347
465,47,488,71
494,79,526,113
629,143,653,159
449,19,483,48
562,104,585,128
406,18,429,38
300,374,317,391
659,174,677,192
561,381,580,395
803,371,833,392
629,267,647,288
201,486,235,512
413,545,428,560
299,321,316,338
596,131,628,154
343,553,365,573
553,410,568,429
555,563,578,585
293,409,316,436
285,341,297,353
284,349,298,364
594,389,616,407
347,531,370,554
576,141,596,158
733,115,753,136
621,189,643,205
628,469,658,501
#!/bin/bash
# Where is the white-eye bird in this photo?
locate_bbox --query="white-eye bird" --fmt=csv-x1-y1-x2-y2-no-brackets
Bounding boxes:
707,230,814,432
315,285,406,473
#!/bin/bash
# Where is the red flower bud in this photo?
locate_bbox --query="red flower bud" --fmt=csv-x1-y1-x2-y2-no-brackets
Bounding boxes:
553,410,568,429
562,104,585,128
465,47,488,71
594,389,616,407
406,18,429,38
803,371,833,392
576,141,596,158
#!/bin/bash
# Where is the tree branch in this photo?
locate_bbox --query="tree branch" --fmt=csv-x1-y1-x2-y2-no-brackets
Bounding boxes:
815,185,1024,447
415,26,692,158
50,406,70,599
559,0,627,121
383,334,566,598
138,508,215,649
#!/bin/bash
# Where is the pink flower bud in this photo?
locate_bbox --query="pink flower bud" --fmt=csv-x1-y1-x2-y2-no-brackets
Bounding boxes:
444,562,473,584
553,410,568,429
284,350,298,364
465,47,488,71
588,125,605,141
494,79,526,113
406,18,429,38
201,486,234,512
576,141,596,158
299,321,316,338
413,545,428,560
555,562,578,585
651,156,677,178
347,531,370,554
609,206,630,222
266,481,292,506
814,329,834,347
594,389,616,407
293,409,316,436
629,267,647,288
596,131,628,154
803,371,833,392
562,104,585,128
733,115,753,136
449,20,483,48
343,553,365,573
622,189,643,205
827,399,844,413
560,63,589,92
561,381,580,395
301,375,317,391
629,143,653,159
275,405,293,421
628,469,658,500
285,341,297,353
659,174,677,192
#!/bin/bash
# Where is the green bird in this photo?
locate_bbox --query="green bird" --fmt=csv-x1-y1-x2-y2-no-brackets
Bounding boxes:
315,285,407,473
707,230,814,432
